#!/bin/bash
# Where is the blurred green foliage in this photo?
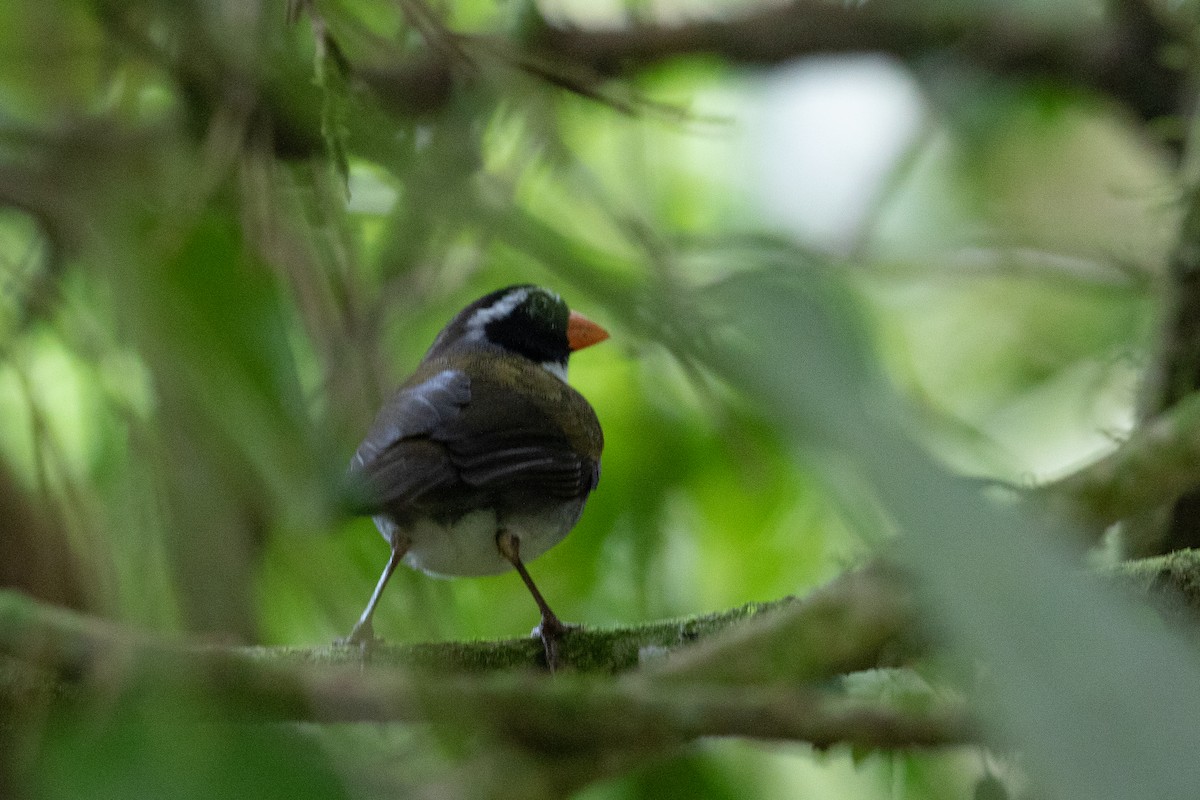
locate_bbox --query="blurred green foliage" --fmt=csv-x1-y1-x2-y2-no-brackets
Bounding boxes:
0,0,1187,798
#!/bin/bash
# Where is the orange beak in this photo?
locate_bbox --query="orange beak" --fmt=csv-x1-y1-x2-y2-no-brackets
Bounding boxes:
567,310,609,352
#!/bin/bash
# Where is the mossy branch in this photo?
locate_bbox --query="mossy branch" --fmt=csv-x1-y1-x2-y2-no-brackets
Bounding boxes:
1,561,921,678
0,566,958,750
1041,392,1200,534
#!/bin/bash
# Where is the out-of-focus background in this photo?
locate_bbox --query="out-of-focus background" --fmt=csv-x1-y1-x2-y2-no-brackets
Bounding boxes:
0,0,1190,798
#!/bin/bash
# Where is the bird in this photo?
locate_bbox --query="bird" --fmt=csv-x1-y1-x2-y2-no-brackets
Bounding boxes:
342,284,608,669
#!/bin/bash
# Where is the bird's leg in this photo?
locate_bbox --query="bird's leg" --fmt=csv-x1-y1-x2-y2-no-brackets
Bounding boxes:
496,529,573,671
340,535,410,647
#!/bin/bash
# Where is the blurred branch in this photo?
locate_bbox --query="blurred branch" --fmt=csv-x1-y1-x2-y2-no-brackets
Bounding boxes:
0,467,89,611
649,564,918,684
1043,391,1200,534
1105,549,1200,616
87,0,1181,162
357,0,1180,125
0,160,79,326
1129,178,1200,552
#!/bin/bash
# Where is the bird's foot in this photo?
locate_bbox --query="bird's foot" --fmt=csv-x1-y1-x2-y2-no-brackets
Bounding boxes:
532,615,579,673
336,619,378,651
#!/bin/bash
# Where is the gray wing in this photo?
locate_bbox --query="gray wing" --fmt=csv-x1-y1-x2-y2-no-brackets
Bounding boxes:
349,368,598,516
439,426,598,501
349,370,471,511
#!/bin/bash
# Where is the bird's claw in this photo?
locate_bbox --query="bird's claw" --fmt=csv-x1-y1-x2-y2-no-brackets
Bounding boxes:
337,619,378,650
532,616,579,672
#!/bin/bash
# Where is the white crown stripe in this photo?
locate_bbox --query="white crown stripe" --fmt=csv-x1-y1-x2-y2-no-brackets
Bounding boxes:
466,288,530,332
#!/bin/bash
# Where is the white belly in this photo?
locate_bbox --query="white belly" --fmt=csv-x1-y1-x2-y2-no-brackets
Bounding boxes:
372,500,586,577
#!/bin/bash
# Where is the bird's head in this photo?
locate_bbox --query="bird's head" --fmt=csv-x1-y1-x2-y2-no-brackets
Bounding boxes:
426,285,608,379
